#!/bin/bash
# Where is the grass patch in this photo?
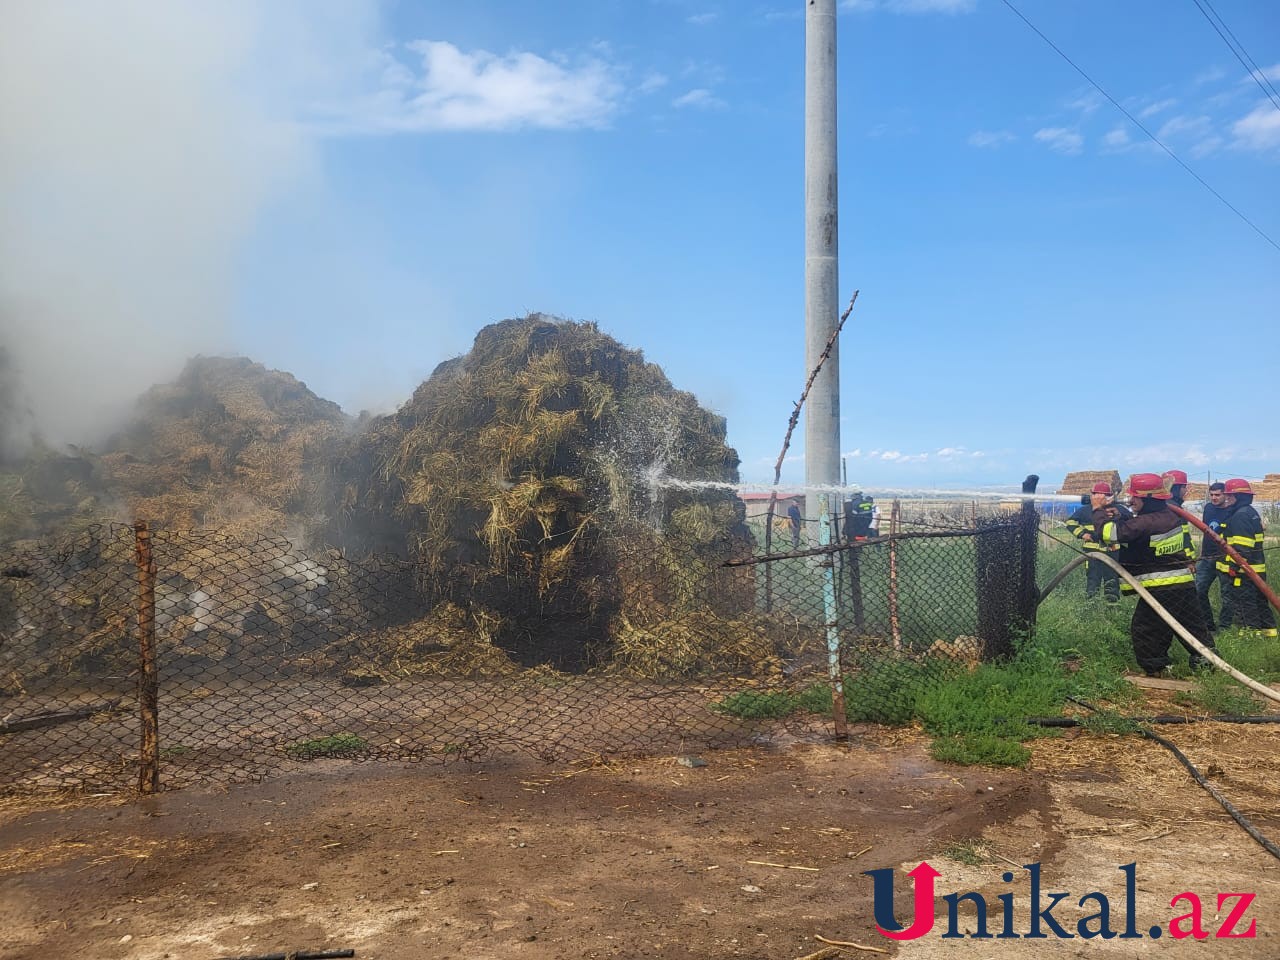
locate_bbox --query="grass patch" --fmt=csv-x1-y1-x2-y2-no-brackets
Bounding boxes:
939,839,991,866
930,733,1031,768
844,656,953,726
285,732,368,759
1175,670,1260,716
715,683,831,720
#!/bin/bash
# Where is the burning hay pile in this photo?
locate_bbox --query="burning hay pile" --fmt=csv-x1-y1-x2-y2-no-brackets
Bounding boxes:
97,356,350,540
328,314,759,673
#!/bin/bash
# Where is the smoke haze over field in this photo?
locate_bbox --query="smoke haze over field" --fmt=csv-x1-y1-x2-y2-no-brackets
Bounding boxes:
0,1,381,451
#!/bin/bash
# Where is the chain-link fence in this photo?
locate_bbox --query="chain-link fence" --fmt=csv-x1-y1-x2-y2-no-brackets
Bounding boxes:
1,508,1039,794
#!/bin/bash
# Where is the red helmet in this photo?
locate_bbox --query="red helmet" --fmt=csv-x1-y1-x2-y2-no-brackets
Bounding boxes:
1125,472,1172,499
1224,478,1253,496
1090,482,1112,495
1162,469,1188,486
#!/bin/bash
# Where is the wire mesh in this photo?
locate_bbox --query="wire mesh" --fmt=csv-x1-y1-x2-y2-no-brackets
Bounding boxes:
1,510,1040,794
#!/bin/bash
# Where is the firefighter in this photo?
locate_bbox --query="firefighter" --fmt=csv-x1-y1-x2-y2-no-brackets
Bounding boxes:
1162,469,1190,507
846,491,874,541
1216,478,1278,637
1094,473,1214,675
1161,468,1197,562
1065,482,1124,601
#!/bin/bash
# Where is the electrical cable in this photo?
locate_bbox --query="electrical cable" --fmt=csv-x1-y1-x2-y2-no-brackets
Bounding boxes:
1025,714,1280,726
998,0,1280,255
1190,0,1280,114
1066,697,1280,862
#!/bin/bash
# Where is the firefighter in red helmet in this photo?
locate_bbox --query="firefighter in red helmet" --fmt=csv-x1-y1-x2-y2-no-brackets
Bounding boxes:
1161,468,1197,563
1161,469,1189,507
1217,479,1278,638
1065,481,1126,601
1093,473,1214,675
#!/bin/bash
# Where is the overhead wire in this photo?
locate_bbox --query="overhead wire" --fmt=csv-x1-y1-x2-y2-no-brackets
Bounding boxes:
1190,0,1280,114
998,0,1280,255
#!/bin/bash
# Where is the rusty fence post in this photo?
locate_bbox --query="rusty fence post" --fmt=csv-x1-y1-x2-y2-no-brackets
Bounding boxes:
134,521,160,795
888,499,902,651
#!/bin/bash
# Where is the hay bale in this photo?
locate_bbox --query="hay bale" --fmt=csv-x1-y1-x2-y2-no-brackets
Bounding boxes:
327,315,751,670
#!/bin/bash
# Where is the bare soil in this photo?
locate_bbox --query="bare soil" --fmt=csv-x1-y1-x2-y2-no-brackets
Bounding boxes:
2,724,1279,960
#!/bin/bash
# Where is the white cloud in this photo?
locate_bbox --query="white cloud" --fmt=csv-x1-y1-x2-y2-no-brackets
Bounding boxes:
1190,135,1224,158
1231,102,1280,152
1242,63,1280,86
672,88,726,109
1194,65,1227,86
878,450,929,463
639,71,670,94
1033,127,1083,155
968,130,1015,148
840,0,975,12
1157,114,1213,141
1067,90,1104,114
1102,127,1131,150
316,40,625,133
687,12,718,25
1138,98,1177,119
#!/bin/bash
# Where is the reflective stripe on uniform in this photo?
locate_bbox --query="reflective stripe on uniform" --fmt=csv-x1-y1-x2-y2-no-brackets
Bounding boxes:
1118,566,1195,593
1151,525,1189,559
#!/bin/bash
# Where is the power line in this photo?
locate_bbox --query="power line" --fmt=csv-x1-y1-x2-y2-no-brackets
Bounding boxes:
1191,0,1280,114
999,0,1280,256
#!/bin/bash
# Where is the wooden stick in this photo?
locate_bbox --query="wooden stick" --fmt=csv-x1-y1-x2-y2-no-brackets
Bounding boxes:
814,934,889,954
0,700,122,733
134,521,159,795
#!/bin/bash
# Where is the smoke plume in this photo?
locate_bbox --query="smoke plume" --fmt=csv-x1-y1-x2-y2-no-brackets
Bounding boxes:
0,1,377,452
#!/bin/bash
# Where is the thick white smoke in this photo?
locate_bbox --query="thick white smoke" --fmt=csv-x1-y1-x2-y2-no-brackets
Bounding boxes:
0,1,380,453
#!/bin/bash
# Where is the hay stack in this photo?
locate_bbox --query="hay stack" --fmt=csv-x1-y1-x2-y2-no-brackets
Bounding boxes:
1058,470,1122,496
98,356,350,538
328,314,752,669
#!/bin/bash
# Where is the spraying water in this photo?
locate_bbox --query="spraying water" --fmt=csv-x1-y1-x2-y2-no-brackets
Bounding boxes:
644,466,1086,504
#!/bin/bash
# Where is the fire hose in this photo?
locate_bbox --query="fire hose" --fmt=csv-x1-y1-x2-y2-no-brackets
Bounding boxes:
1038,550,1280,707
1168,502,1280,614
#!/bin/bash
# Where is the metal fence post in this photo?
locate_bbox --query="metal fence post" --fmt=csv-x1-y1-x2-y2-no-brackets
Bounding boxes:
888,499,902,651
134,521,160,794
818,496,847,738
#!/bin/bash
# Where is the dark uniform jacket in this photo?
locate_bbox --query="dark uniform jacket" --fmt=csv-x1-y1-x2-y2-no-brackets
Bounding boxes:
1066,504,1105,551
1217,501,1267,585
1200,501,1230,560
1093,500,1195,594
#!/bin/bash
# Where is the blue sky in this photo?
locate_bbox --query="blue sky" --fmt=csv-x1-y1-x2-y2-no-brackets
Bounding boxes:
3,0,1278,492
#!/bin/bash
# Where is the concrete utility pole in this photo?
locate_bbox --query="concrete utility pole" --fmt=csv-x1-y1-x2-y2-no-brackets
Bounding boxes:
804,0,841,535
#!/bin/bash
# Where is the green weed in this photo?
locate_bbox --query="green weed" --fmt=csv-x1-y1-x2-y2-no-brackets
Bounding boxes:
1175,671,1259,716
939,839,991,866
930,733,1031,768
285,732,368,758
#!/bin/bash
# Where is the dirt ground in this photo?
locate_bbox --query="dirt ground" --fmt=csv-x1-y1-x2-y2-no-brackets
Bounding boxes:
2,724,1280,960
